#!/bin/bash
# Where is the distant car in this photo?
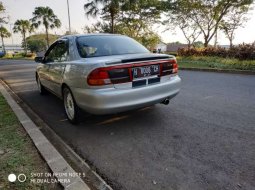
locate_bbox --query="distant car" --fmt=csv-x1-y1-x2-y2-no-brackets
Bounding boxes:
0,51,5,58
35,34,181,123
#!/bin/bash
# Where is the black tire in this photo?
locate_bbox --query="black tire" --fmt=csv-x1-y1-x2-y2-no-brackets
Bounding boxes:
36,75,47,95
63,86,80,124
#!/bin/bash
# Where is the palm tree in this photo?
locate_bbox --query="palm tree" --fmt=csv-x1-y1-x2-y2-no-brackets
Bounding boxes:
13,20,32,54
84,0,121,33
0,26,11,53
31,6,61,48
0,2,7,24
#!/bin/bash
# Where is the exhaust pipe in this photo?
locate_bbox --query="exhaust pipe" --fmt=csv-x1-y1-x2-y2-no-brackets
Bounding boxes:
161,98,170,105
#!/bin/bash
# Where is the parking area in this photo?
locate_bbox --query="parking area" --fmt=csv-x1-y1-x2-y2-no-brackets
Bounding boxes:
0,59,255,190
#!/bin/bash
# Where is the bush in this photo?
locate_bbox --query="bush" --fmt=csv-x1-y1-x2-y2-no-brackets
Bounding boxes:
178,43,255,60
178,56,255,71
2,52,36,59
27,39,47,53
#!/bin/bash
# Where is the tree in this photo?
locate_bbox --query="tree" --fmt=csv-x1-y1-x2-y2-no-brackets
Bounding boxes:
26,34,59,52
168,0,253,47
13,19,32,54
27,39,46,53
117,0,161,48
140,31,161,50
0,1,7,24
193,41,204,48
84,0,121,33
118,0,161,37
31,6,61,48
164,8,201,48
0,26,11,53
84,0,162,49
219,6,250,47
84,22,111,34
84,20,160,50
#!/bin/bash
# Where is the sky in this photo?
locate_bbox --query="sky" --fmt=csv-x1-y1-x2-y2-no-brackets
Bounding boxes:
2,0,255,46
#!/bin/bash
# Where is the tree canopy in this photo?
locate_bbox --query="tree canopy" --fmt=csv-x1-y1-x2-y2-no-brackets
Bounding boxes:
84,0,122,33
31,6,61,48
0,1,7,24
26,34,59,53
0,26,11,52
164,0,253,47
84,0,162,50
13,19,33,54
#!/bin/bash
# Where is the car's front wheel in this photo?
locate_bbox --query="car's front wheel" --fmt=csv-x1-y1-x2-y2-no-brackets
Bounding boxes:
63,87,80,124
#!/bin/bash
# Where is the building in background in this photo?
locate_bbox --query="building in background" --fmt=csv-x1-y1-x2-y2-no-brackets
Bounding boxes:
155,42,190,53
155,42,167,53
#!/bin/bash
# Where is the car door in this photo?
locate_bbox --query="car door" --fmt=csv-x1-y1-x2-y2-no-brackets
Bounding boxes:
44,40,69,96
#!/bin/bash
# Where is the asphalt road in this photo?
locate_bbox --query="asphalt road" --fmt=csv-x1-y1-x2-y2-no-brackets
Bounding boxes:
0,59,255,190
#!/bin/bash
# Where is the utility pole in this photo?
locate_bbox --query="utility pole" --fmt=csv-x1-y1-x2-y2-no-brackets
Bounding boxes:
67,0,71,34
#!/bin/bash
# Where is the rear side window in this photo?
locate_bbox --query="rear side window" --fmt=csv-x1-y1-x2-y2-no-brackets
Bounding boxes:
45,40,69,63
76,35,149,58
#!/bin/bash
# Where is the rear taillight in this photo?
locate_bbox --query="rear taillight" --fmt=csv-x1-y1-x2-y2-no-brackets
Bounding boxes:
161,59,178,76
108,68,130,84
87,67,130,86
87,59,178,86
173,61,178,74
87,68,111,86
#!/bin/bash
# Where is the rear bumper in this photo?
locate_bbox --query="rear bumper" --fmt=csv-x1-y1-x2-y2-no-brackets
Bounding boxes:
72,75,181,115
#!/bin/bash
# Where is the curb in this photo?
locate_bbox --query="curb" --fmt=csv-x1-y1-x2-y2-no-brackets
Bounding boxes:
179,67,255,75
0,81,90,190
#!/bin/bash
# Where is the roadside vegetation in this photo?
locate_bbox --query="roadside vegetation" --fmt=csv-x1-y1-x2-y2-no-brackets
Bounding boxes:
177,43,255,71
0,94,58,190
177,56,255,71
2,52,35,60
178,43,255,60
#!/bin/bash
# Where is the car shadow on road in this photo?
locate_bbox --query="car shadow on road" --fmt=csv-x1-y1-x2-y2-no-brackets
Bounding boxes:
18,88,166,132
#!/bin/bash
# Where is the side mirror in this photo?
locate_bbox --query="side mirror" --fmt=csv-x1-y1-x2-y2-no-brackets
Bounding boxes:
34,56,43,63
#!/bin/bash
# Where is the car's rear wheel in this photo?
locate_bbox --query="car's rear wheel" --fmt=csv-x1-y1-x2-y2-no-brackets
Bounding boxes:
36,75,47,95
63,87,80,124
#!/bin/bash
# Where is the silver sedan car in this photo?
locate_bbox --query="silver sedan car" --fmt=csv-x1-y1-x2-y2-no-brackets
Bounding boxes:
35,34,181,123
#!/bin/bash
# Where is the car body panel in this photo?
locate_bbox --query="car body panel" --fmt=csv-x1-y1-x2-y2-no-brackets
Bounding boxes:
36,34,181,115
71,75,181,114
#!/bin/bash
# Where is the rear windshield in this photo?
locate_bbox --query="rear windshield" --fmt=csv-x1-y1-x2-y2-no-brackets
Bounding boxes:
76,35,149,58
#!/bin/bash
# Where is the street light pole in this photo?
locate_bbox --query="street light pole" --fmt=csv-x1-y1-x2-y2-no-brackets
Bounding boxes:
67,0,71,34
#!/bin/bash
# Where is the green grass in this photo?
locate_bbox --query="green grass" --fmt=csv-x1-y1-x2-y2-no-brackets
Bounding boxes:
0,94,58,190
177,56,255,71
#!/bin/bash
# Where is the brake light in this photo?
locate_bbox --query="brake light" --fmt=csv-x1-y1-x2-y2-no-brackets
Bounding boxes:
161,59,178,76
87,59,178,86
87,68,111,86
87,67,130,86
173,62,178,74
